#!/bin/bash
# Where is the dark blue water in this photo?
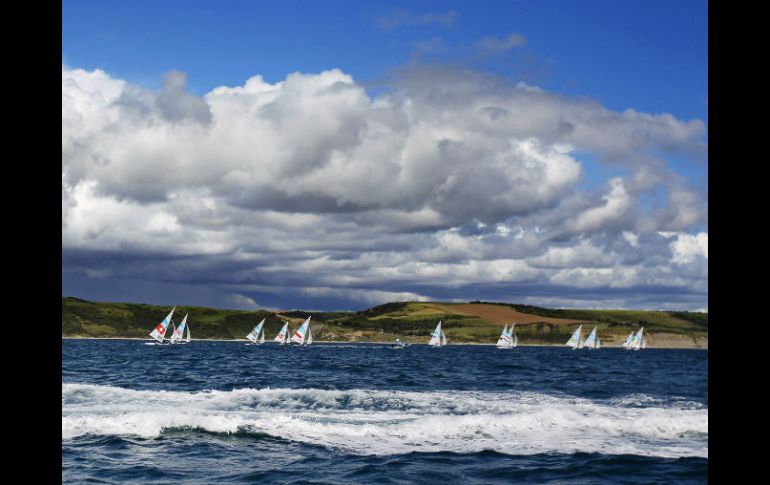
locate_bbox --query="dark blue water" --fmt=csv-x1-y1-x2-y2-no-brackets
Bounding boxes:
63,340,708,484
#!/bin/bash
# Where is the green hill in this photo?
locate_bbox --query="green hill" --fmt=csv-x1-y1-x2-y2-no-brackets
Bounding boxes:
61,297,708,348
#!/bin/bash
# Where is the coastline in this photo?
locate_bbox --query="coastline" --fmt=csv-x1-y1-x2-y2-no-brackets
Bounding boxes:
61,336,707,349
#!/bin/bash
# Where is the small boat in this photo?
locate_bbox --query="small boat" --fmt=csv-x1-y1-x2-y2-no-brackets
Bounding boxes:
428,321,447,347
274,321,290,345
246,318,266,345
582,326,600,350
496,324,517,349
621,331,635,349
147,307,176,345
390,338,405,349
169,313,191,344
565,324,584,350
628,327,647,351
290,317,312,345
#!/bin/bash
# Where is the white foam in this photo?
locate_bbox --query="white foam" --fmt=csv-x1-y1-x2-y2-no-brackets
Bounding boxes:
62,384,708,458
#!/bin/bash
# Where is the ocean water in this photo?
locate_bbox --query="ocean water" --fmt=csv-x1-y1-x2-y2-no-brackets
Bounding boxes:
62,340,708,484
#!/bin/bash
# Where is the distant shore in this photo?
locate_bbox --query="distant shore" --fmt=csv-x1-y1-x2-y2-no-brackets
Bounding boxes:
61,336,707,349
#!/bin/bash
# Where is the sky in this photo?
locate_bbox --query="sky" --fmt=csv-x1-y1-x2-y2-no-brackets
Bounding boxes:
62,0,708,312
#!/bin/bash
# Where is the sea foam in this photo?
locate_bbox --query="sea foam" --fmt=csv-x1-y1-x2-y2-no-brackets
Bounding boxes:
62,383,707,458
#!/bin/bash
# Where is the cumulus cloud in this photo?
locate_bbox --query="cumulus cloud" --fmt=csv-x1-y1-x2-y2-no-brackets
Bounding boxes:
566,178,632,234
670,232,708,265
62,64,708,311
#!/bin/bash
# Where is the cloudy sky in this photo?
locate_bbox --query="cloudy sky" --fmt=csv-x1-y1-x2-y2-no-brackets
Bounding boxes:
62,0,708,312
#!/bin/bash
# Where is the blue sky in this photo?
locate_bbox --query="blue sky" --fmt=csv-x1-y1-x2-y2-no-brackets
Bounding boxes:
62,1,708,311
63,0,707,120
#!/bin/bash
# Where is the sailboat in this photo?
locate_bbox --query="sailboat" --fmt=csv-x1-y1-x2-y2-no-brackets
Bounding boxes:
628,327,647,351
169,313,191,344
582,326,600,350
290,317,312,345
496,324,509,347
147,307,176,345
428,321,447,347
496,324,517,349
246,318,266,345
305,326,313,345
274,321,290,345
565,324,584,350
621,331,635,349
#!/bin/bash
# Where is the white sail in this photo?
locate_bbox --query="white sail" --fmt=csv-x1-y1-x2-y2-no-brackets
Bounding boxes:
566,324,583,349
441,330,447,346
497,323,516,349
247,318,266,343
149,307,175,343
259,328,265,344
631,327,645,350
583,326,598,349
428,321,443,346
622,331,634,349
306,327,313,345
290,317,311,344
185,321,191,343
274,322,289,344
496,325,508,346
170,314,189,344
510,324,517,348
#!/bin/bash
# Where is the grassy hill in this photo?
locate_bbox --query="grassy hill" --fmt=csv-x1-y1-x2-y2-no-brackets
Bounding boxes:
61,297,708,347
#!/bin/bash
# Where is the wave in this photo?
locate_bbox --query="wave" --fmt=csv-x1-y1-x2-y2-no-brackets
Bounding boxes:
62,383,707,458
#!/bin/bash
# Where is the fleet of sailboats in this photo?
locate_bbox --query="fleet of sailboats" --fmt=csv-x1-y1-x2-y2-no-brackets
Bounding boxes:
144,309,648,350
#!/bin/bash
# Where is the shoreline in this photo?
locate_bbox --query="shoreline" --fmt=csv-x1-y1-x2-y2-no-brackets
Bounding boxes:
61,336,707,349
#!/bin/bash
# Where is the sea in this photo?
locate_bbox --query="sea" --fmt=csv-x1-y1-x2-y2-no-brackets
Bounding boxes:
62,340,708,484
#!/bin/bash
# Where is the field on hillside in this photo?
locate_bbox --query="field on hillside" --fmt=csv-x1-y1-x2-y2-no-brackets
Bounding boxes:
62,298,707,347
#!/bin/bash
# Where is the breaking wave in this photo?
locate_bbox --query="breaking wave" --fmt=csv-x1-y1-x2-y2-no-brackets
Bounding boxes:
62,383,707,458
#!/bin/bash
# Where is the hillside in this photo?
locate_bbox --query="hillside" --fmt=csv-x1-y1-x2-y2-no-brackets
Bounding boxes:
61,297,708,348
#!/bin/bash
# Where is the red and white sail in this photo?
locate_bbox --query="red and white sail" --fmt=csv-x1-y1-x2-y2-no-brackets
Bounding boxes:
149,307,175,343
290,317,311,344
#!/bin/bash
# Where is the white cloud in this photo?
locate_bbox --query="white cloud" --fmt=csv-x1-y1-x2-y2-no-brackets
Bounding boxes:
622,231,639,247
670,232,708,264
567,178,631,234
62,65,708,311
